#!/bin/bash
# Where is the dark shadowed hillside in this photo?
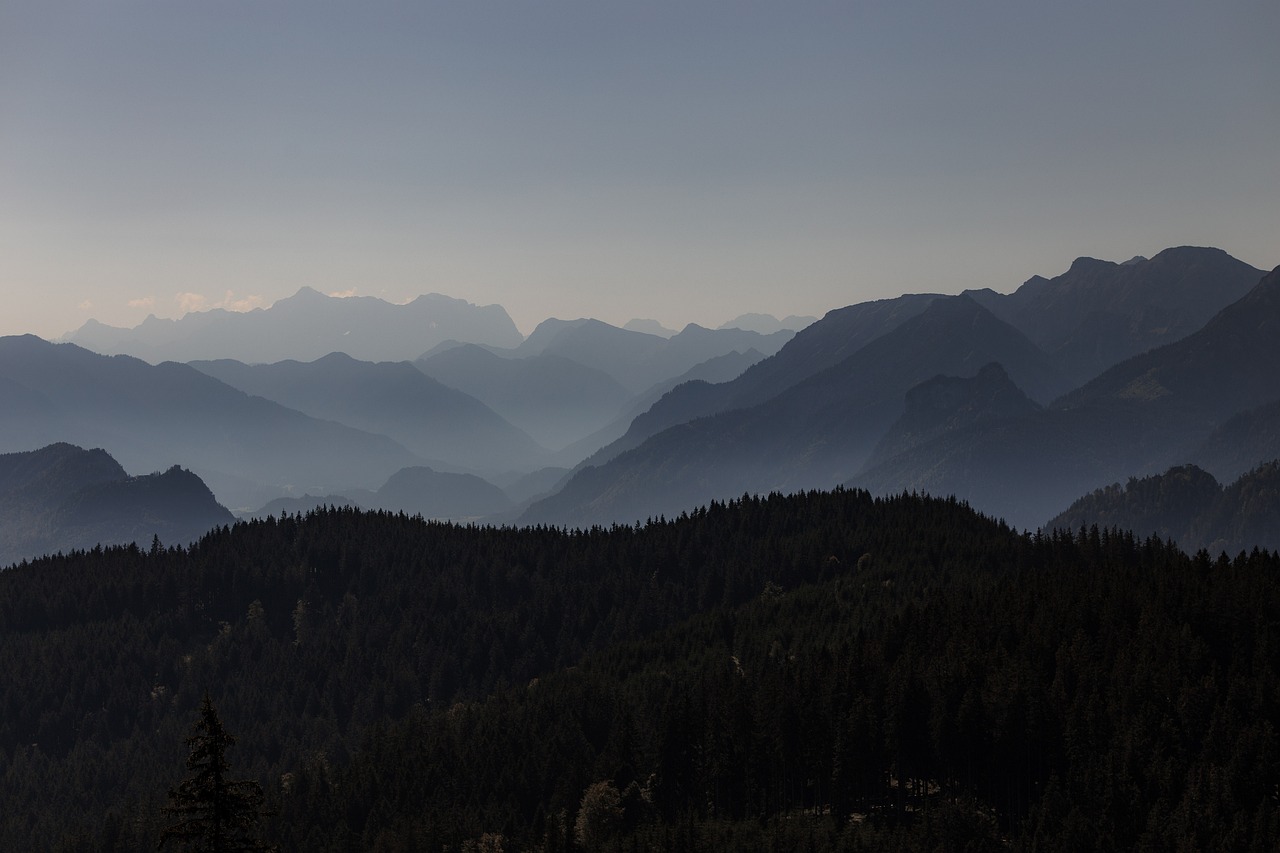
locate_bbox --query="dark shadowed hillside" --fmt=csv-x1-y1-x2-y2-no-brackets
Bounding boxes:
1045,464,1224,546
1046,460,1280,555
3,491,1279,851
0,443,233,566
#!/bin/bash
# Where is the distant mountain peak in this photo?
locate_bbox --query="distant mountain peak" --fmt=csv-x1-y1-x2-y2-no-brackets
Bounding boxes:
63,287,524,363
623,319,677,337
1066,256,1118,274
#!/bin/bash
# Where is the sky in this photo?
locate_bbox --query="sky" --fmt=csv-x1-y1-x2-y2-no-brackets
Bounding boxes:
1,1,1277,340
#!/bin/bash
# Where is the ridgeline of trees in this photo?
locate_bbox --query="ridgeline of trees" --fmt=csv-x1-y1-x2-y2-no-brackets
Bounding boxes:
1,490,1278,850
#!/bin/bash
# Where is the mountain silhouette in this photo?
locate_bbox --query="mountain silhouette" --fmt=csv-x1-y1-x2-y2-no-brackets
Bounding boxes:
0,443,233,566
64,289,522,364
0,335,423,510
192,352,546,474
967,246,1264,384
522,295,1066,527
579,293,944,471
856,263,1280,528
364,466,512,520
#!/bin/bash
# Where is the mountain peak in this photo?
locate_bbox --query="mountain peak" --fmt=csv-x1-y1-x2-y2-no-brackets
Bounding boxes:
1066,256,1117,274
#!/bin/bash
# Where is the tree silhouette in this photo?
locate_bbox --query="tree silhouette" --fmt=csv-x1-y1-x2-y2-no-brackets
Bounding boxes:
158,694,274,852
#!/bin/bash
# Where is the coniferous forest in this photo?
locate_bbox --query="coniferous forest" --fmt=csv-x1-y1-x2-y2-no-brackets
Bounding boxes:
3,490,1279,851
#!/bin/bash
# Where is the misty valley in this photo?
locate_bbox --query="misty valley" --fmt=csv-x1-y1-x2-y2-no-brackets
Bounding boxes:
5,246,1280,850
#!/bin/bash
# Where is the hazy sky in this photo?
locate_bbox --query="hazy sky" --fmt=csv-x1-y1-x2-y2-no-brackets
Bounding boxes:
2,1,1277,340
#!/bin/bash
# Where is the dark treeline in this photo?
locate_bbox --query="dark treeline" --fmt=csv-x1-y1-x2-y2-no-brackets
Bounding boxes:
1,491,1278,850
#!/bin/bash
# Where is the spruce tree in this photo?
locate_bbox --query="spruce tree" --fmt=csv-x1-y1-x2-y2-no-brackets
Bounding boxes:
158,694,274,852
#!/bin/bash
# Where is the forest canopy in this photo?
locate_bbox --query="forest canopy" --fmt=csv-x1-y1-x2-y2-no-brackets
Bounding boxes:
1,490,1277,851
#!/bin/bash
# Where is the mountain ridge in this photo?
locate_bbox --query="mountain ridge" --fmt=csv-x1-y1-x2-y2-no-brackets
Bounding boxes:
63,289,522,364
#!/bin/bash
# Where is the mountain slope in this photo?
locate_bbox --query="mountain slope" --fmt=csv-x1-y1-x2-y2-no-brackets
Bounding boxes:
967,246,1265,384
0,336,422,509
580,293,944,471
1045,460,1280,555
863,362,1041,470
523,295,1067,527
553,347,766,468
192,353,546,474
1193,397,1280,481
64,289,522,363
856,265,1280,528
367,466,512,519
0,443,233,566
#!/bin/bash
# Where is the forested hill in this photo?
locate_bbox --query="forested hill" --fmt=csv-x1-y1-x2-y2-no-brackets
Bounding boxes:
4,492,1279,851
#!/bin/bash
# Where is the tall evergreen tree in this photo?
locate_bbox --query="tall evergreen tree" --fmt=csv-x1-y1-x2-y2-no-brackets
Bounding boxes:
158,694,274,852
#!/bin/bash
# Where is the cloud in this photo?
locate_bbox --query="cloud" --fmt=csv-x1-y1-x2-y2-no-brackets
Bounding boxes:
78,300,94,311
128,296,155,309
328,288,359,298
220,290,265,313
176,292,208,314
174,290,265,316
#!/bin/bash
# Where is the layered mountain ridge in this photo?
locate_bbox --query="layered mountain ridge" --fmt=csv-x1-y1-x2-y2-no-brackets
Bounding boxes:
0,443,233,566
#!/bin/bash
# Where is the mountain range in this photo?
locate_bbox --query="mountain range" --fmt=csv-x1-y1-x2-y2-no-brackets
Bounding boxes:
0,336,423,510
858,259,1280,527
9,245,1278,551
64,288,523,364
416,320,791,451
191,352,547,473
522,247,1275,536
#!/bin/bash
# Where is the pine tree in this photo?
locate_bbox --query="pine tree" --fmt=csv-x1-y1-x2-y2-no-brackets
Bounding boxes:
158,694,274,852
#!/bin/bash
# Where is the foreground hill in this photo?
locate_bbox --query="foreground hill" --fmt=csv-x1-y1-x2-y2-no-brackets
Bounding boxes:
0,443,233,566
192,352,547,474
64,288,522,364
0,335,422,509
3,490,1278,850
